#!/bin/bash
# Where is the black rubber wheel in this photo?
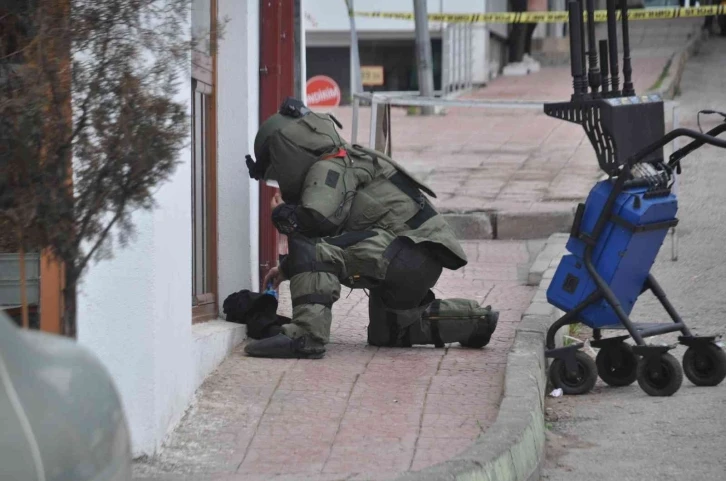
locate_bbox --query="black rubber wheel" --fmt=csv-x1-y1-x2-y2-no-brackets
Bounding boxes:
636,353,683,397
549,351,598,395
682,343,726,387
596,343,638,387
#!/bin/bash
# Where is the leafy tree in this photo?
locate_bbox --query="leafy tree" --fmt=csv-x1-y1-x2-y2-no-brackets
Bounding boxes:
1,0,215,336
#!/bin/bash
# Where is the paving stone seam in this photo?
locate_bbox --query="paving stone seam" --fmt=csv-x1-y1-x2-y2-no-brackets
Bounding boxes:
235,370,289,473
409,347,448,472
392,235,566,481
321,372,362,473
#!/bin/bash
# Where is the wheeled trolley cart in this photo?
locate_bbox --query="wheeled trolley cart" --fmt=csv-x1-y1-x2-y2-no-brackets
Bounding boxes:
543,0,726,396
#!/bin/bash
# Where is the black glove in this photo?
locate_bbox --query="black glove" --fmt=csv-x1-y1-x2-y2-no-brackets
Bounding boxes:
246,154,267,180
271,203,300,235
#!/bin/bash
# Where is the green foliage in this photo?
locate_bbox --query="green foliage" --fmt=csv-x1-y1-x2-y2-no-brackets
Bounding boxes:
564,322,583,346
0,0,216,335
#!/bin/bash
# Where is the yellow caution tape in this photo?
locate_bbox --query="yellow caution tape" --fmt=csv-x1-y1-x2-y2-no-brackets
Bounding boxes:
354,6,724,24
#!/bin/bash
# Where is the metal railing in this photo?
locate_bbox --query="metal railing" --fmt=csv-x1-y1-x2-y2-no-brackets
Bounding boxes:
442,23,475,96
351,91,551,148
349,91,681,259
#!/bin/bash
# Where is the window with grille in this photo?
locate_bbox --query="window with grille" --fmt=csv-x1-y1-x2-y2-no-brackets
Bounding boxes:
191,80,212,299
191,0,217,323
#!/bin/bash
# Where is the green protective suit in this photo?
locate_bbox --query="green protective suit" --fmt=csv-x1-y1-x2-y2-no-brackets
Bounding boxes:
254,107,497,348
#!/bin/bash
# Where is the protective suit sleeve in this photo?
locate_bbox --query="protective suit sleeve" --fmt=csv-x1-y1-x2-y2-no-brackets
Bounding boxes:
295,160,358,237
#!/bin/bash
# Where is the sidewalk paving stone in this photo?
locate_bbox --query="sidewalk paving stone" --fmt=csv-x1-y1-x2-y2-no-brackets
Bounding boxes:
132,19,703,481
133,240,537,481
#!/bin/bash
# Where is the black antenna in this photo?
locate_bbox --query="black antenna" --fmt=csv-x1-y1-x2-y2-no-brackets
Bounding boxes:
621,0,635,96
606,0,620,96
599,39,610,96
585,0,601,96
579,0,587,92
569,1,586,99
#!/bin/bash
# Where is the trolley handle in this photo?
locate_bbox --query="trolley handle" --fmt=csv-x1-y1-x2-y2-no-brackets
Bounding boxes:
587,126,726,245
669,122,726,169
625,127,726,169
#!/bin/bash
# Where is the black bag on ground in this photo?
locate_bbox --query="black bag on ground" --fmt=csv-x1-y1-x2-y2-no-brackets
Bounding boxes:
222,290,290,340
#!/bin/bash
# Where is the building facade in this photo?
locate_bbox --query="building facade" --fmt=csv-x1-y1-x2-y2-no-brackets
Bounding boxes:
74,0,303,457
304,0,512,103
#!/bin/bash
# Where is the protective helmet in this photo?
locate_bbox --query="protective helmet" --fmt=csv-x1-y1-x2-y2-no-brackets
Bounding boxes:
253,112,296,180
249,98,344,203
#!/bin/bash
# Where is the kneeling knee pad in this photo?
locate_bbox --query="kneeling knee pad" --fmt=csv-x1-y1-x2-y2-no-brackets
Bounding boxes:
367,291,435,347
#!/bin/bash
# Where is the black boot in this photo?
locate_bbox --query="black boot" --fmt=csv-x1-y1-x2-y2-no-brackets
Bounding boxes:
459,309,499,349
244,333,326,359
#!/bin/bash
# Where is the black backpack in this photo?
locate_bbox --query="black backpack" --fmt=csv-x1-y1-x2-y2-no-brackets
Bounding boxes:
222,290,291,340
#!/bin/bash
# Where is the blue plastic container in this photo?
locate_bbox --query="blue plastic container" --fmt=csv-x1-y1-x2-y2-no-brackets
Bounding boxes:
264,282,279,300
547,180,678,328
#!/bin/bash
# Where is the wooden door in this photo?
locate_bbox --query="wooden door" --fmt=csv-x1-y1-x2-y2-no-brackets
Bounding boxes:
258,0,296,287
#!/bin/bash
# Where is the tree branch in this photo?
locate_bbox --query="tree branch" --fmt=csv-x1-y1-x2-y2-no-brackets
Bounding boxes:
56,20,114,157
75,164,114,247
71,202,126,285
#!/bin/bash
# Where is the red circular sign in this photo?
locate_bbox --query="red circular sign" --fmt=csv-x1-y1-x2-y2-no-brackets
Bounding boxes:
306,75,341,108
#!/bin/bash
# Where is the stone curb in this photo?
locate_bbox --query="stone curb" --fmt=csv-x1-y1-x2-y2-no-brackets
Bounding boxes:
442,28,705,243
397,235,567,481
651,26,707,99
527,234,569,286
443,208,576,241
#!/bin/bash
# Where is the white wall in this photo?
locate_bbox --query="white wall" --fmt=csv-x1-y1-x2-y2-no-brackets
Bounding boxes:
77,0,258,456
471,25,490,84
77,210,169,454
77,111,195,457
216,0,260,304
76,0,194,451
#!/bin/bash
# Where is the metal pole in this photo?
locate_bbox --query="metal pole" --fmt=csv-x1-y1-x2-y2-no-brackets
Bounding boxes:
459,24,465,90
351,95,360,144
452,25,458,93
466,24,472,91
671,103,680,261
369,96,379,148
451,23,461,92
442,25,450,95
346,0,363,99
413,0,435,114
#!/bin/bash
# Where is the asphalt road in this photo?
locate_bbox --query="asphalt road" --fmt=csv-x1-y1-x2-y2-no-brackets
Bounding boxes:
541,36,726,481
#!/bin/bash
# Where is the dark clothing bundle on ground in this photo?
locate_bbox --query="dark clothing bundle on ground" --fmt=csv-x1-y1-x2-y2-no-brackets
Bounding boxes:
222,290,291,339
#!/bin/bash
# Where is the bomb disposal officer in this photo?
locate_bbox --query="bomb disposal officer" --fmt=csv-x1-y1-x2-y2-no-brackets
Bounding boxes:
243,98,498,359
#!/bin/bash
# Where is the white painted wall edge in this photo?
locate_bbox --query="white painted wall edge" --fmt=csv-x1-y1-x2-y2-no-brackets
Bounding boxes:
191,320,246,390
149,320,246,458
216,0,259,305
